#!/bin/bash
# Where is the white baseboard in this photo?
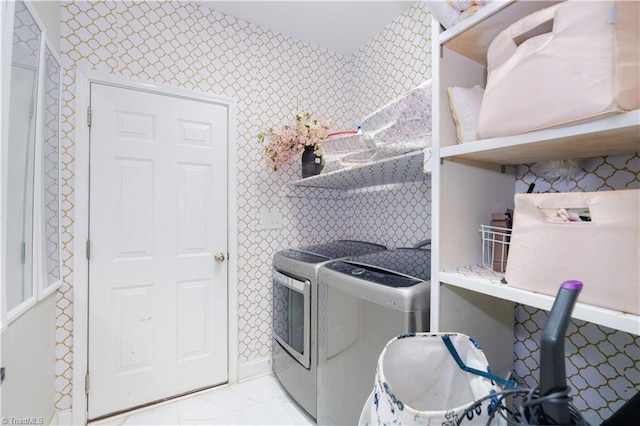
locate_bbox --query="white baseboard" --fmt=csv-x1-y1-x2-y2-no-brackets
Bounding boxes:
238,356,272,382
50,409,72,426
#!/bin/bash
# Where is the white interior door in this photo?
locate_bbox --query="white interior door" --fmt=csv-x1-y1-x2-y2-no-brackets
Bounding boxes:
88,83,228,419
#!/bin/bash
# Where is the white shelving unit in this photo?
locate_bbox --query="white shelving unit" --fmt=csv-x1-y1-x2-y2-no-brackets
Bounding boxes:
441,110,640,165
439,0,562,65
429,0,640,371
441,266,640,335
290,149,429,191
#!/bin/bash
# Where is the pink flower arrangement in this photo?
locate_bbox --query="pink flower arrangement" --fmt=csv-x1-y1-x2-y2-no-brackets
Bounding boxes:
258,111,333,171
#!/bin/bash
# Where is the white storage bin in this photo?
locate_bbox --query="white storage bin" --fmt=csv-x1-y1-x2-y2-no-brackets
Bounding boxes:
477,1,640,139
359,81,431,135
320,133,374,174
505,190,640,315
359,81,432,158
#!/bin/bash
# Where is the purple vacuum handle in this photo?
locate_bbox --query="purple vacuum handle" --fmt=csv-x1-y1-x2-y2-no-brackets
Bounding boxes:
560,280,583,291
540,280,583,425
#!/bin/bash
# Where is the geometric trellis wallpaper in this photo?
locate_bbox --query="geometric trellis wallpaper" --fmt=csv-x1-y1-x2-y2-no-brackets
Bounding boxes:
56,1,638,422
514,153,640,425
514,304,640,425
57,0,432,411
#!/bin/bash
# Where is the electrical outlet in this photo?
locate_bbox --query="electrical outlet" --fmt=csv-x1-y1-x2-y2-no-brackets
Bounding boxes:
260,211,283,230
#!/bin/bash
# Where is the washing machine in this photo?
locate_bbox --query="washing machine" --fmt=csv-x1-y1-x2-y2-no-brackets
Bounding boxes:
316,246,432,426
272,240,387,420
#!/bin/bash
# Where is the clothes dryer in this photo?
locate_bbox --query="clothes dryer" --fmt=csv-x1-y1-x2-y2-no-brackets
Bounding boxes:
317,247,432,425
272,240,386,420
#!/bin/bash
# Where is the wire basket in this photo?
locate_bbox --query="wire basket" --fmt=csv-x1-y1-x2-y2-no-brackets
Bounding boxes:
480,225,512,273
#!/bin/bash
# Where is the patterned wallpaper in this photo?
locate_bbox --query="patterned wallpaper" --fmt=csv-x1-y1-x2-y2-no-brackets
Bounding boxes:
513,153,640,425
345,4,432,249
514,305,640,425
55,1,637,422
515,155,640,193
350,4,431,123
57,0,432,411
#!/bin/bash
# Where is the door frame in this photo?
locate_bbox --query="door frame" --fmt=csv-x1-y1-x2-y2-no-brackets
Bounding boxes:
72,69,238,425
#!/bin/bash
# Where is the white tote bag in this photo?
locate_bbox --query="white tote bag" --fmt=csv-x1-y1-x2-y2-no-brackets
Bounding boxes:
477,1,640,139
505,190,640,315
361,333,511,426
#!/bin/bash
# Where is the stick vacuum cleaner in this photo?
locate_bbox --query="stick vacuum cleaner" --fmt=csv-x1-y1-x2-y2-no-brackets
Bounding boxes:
539,280,583,424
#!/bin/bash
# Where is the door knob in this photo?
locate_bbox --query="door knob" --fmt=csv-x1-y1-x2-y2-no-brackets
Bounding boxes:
214,252,226,263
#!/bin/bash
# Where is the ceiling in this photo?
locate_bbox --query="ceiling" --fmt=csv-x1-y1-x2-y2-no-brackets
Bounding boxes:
197,1,417,55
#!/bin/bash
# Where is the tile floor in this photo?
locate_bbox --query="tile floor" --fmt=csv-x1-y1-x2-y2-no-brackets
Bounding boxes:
90,374,315,425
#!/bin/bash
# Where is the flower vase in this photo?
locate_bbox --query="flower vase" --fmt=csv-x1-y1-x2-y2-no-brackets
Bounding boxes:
301,145,322,178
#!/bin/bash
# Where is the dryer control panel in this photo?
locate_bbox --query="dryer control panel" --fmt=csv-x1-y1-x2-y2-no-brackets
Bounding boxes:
325,261,422,288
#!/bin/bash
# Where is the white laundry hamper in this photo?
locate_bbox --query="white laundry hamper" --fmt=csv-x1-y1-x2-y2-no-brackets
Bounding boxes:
360,333,512,426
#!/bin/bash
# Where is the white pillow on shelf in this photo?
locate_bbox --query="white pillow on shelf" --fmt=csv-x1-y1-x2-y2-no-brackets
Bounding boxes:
447,85,484,143
425,1,460,29
426,1,488,29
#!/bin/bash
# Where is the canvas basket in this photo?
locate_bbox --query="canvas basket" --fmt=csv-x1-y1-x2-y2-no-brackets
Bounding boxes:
477,1,640,139
505,190,640,315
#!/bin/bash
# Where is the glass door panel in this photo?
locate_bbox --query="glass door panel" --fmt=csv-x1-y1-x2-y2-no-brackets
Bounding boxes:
6,0,42,312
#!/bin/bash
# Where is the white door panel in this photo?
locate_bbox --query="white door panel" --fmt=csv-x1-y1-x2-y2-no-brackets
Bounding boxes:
88,83,228,419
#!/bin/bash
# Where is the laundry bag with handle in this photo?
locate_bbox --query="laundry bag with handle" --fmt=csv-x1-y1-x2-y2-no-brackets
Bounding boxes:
477,0,640,139
505,190,640,315
361,333,512,426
